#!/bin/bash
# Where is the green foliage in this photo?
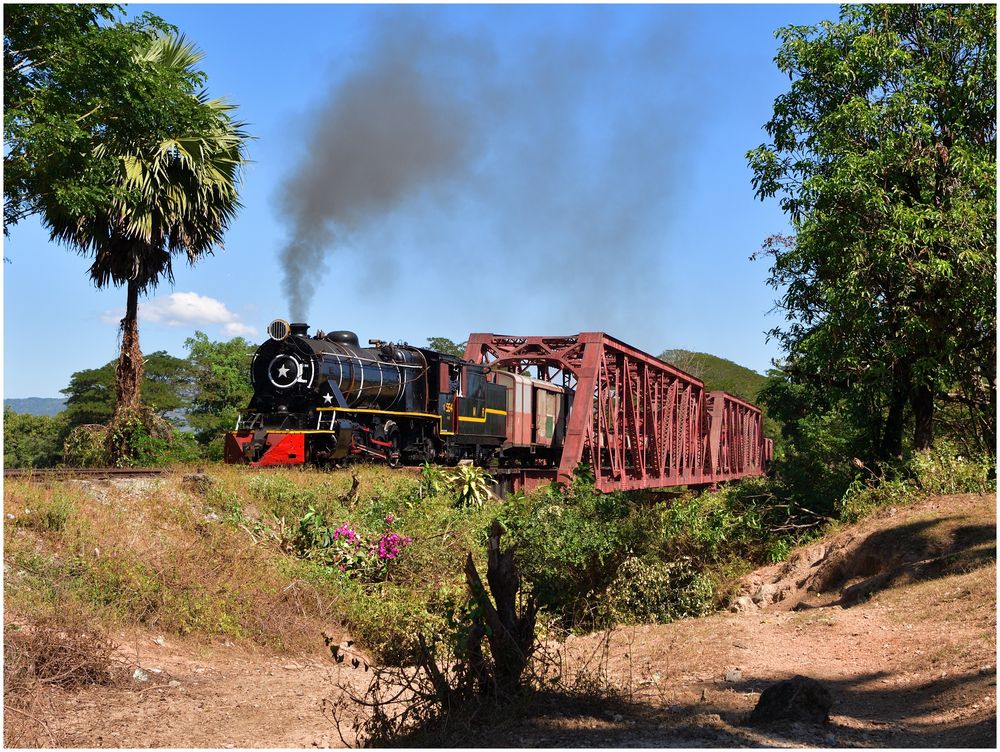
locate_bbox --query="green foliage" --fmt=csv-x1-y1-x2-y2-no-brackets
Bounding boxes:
3,3,136,228
5,7,250,460
13,492,75,534
341,582,448,666
106,409,162,467
104,406,199,467
757,372,865,514
184,332,256,456
497,468,814,629
3,407,68,468
426,337,467,358
447,465,493,508
748,5,996,458
837,442,996,524
419,462,447,496
606,557,714,625
5,6,250,269
60,351,193,428
61,425,109,467
909,442,995,496
655,479,800,567
496,481,644,628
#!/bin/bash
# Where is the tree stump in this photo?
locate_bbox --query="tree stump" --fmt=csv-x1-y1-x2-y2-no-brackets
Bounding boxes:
463,520,538,698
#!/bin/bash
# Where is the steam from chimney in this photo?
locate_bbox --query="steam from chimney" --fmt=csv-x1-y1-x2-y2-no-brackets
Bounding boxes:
278,10,700,335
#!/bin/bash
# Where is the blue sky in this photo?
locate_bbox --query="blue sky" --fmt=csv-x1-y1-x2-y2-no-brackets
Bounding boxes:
2,3,838,399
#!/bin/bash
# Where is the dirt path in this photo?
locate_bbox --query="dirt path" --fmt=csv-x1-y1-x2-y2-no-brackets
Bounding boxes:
34,635,353,749
17,494,998,748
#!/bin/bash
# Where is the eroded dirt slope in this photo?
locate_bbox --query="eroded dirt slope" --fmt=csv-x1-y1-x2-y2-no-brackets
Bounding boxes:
8,493,996,748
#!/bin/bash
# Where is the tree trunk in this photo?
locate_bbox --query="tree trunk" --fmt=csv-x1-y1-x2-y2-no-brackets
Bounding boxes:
879,361,911,460
912,381,935,450
463,521,538,698
113,277,144,420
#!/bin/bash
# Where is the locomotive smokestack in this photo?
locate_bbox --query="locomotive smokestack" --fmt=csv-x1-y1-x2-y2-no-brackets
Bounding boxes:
290,322,310,337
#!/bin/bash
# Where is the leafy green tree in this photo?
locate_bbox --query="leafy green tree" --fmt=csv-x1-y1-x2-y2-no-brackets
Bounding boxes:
748,5,996,459
4,4,122,228
61,351,194,427
4,7,249,463
3,407,68,468
426,337,467,359
185,332,256,458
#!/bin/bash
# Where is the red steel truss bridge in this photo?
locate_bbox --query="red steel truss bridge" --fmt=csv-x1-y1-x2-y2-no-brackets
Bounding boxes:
464,332,771,493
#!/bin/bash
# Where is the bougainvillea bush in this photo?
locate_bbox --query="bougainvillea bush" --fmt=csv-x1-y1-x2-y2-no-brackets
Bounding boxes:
294,508,412,582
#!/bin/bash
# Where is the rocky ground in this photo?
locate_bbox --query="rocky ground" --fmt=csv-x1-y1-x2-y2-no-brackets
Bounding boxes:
7,493,996,747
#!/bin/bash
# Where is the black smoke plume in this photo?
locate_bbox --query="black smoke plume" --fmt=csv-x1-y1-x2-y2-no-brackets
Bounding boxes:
278,9,701,338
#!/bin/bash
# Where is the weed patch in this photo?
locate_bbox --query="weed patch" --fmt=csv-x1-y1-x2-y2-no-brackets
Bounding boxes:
838,444,996,524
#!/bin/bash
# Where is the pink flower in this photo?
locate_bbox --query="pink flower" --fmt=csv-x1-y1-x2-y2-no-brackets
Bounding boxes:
384,514,395,525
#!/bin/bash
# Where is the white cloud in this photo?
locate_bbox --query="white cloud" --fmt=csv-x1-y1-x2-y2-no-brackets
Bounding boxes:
144,292,233,325
100,292,256,337
223,321,258,337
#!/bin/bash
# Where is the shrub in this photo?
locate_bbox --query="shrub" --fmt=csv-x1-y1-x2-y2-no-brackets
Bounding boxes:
4,610,125,747
836,475,916,524
837,443,995,524
910,442,995,495
655,479,800,568
419,462,447,496
63,424,109,467
106,408,173,467
292,507,413,581
496,482,646,629
607,556,714,625
342,581,447,666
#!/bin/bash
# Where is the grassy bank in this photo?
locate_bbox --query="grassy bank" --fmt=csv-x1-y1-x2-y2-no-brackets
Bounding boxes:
5,446,993,666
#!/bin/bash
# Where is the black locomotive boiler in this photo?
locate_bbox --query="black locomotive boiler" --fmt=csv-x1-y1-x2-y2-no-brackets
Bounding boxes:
225,320,508,467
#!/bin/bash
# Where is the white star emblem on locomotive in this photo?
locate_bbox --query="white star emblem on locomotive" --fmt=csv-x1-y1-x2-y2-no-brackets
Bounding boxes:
268,354,300,388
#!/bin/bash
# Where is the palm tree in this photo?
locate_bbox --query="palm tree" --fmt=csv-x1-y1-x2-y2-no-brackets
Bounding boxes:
40,35,248,460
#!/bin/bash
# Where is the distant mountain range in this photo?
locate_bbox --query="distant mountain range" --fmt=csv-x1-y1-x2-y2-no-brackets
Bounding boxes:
657,349,768,403
4,398,67,417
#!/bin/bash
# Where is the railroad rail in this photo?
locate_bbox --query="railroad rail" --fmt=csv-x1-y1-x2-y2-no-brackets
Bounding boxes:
4,467,167,481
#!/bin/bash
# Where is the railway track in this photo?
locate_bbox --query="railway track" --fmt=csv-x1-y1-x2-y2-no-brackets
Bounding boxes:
4,467,167,481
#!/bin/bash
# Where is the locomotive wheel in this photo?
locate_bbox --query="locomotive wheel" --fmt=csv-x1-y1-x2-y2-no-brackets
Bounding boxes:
385,424,402,468
420,436,436,464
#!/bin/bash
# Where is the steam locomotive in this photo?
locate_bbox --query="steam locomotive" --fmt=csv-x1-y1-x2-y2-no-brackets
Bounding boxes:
226,320,771,494
224,320,547,467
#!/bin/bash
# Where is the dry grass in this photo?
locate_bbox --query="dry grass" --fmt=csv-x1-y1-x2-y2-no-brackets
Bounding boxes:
3,472,347,652
3,610,126,746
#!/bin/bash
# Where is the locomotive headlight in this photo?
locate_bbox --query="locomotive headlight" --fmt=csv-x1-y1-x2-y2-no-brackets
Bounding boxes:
267,353,314,389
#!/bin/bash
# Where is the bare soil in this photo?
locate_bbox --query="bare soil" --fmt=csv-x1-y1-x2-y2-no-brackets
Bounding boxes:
7,493,996,748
